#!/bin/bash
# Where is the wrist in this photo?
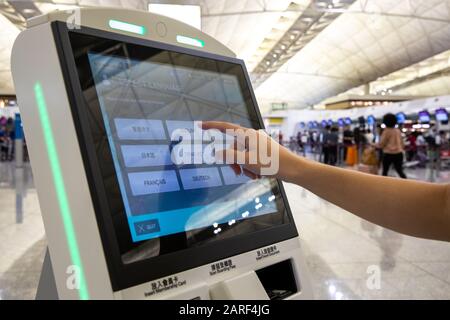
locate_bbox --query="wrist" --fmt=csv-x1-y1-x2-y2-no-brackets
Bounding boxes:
279,150,305,183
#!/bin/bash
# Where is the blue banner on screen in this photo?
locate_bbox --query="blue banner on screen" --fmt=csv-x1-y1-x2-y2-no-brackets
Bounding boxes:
88,53,279,242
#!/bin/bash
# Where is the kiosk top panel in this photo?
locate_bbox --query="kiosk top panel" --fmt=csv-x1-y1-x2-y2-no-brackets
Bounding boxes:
28,7,235,57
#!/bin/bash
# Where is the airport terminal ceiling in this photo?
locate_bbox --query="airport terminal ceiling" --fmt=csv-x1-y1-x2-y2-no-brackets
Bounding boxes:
2,0,450,108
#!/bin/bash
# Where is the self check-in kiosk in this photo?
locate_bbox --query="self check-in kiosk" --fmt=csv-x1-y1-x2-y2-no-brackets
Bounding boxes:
11,8,312,300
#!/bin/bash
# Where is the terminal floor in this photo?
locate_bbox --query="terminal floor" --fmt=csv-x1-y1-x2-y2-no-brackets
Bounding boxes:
0,162,450,299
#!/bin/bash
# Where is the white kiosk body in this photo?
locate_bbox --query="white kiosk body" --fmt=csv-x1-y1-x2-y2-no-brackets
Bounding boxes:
11,8,312,300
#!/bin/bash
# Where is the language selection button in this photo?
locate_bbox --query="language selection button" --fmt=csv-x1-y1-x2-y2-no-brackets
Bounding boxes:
166,120,230,142
128,170,180,196
179,167,222,190
220,166,251,185
121,145,172,167
166,120,196,140
115,118,166,140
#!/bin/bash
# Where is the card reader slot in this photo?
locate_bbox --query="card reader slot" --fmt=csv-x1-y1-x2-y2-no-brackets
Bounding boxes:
255,259,298,300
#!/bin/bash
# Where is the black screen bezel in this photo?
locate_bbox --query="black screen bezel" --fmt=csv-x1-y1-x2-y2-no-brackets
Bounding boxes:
52,21,298,291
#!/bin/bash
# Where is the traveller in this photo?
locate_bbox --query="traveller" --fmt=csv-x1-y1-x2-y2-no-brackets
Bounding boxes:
378,113,407,179
343,126,354,161
322,125,331,165
323,126,339,166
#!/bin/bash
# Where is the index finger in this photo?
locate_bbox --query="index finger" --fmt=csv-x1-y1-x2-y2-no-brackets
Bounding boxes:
200,121,247,133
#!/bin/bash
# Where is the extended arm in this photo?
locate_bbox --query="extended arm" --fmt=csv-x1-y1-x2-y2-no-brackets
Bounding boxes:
285,155,450,242
202,121,450,242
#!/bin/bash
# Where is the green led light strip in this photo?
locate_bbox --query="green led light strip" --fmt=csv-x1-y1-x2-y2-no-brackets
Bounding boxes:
34,82,89,300
176,35,205,48
108,19,146,35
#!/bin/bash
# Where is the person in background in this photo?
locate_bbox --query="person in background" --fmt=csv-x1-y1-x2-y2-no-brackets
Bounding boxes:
327,126,339,166
437,131,449,169
289,136,297,153
296,131,302,153
300,132,308,156
343,125,354,161
360,129,378,174
378,113,407,179
437,130,448,149
0,124,7,161
353,127,363,157
415,132,427,167
364,129,375,145
6,117,14,161
406,132,417,162
322,125,331,164
202,121,450,243
416,132,426,146
374,124,384,168
426,128,440,170
311,131,318,154
278,131,284,146
337,127,344,165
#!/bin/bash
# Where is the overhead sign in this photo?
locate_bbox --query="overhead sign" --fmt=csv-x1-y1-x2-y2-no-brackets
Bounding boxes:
268,117,284,125
271,102,287,111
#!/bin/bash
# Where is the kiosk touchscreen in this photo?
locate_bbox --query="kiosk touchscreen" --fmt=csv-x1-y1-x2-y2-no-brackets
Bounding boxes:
11,8,312,300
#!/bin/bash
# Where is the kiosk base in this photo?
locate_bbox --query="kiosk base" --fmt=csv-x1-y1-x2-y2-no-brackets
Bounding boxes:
36,241,313,300
36,248,58,300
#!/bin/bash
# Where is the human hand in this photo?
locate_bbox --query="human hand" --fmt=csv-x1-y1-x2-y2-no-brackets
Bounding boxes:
201,121,299,181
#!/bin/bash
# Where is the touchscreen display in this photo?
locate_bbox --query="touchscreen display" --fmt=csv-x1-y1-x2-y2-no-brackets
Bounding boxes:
65,27,295,267
87,53,282,244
